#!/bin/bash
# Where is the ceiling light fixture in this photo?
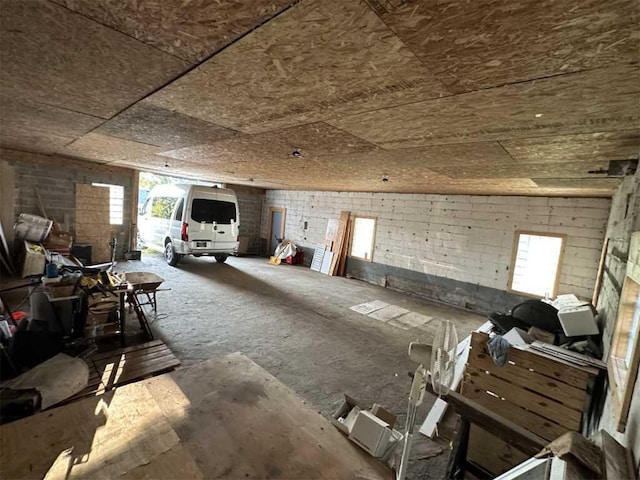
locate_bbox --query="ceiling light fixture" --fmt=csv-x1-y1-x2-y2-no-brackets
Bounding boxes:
164,161,169,168
534,113,543,118
382,175,389,182
292,148,302,158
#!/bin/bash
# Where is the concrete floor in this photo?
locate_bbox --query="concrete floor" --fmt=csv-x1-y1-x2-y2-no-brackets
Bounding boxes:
119,252,485,478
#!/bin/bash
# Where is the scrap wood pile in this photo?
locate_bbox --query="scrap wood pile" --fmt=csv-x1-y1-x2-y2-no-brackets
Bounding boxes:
310,210,351,276
418,294,616,477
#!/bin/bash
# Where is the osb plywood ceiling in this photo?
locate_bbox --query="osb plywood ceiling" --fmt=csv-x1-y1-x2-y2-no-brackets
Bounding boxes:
0,0,638,197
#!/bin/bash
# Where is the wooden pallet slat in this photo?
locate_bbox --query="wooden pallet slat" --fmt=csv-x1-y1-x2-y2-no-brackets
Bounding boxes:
464,366,581,430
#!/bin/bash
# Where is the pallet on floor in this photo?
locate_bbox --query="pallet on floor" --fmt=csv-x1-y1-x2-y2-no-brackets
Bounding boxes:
68,340,180,402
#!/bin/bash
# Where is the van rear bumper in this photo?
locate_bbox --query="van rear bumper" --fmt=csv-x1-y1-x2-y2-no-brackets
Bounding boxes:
175,240,238,255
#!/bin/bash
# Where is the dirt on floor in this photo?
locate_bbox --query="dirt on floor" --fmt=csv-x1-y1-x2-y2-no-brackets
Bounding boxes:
116,252,485,479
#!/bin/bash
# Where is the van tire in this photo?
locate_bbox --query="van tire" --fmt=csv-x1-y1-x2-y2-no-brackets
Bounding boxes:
165,241,181,266
215,255,228,263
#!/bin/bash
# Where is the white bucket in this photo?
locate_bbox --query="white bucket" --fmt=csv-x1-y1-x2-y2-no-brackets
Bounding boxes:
14,213,53,243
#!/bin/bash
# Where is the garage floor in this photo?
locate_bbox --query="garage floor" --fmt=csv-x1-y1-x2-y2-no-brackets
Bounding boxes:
120,253,486,478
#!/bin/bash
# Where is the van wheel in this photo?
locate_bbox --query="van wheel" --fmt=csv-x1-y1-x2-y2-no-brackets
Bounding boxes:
165,242,181,266
215,255,228,263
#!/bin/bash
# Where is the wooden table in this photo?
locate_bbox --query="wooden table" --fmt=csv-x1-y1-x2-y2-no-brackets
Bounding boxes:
1,353,391,480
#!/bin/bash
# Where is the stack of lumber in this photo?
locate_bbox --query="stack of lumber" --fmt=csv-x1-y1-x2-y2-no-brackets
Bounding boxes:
311,211,351,276
462,332,599,476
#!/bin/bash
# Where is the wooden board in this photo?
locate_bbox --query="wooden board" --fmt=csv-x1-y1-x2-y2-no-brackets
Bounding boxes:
0,382,193,479
501,130,640,164
142,353,391,479
429,160,612,179
531,178,623,189
52,0,298,63
0,0,188,119
471,333,592,390
96,102,239,149
467,425,530,477
328,63,640,149
75,184,112,263
68,340,181,402
0,96,103,155
329,211,350,275
60,133,166,165
146,0,449,133
378,0,638,93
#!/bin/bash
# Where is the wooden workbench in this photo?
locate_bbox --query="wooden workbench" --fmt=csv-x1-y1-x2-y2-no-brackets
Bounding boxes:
0,353,391,479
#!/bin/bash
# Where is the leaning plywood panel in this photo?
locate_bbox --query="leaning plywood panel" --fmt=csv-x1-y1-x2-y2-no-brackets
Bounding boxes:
146,0,449,133
52,0,297,63
75,184,112,263
143,353,391,479
328,64,640,149
0,0,188,119
378,0,639,93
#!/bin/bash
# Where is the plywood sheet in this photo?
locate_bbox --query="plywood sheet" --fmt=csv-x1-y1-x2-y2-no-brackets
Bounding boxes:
0,0,188,119
53,0,297,63
378,0,639,92
467,425,529,476
0,383,187,480
0,96,103,154
146,0,449,133
60,133,166,164
532,178,623,189
143,353,391,479
95,102,240,149
328,64,640,149
501,130,640,164
429,160,611,179
75,184,112,263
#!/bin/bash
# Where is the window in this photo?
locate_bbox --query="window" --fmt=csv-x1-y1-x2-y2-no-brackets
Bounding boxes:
190,199,237,224
174,198,184,221
350,217,376,261
92,183,124,225
608,274,640,432
508,231,565,298
151,197,177,219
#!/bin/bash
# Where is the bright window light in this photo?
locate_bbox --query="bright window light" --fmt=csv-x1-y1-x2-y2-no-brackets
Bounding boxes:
92,183,124,225
350,217,376,261
509,232,565,298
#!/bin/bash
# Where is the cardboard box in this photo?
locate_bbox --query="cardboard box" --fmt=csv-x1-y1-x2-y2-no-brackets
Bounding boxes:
21,241,46,277
331,394,366,435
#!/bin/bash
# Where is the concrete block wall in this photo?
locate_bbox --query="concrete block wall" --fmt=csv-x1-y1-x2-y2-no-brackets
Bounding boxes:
262,190,611,304
1,150,136,260
227,184,265,254
595,170,640,471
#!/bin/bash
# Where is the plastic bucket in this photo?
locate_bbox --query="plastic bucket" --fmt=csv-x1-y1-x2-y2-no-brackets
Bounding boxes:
14,214,53,243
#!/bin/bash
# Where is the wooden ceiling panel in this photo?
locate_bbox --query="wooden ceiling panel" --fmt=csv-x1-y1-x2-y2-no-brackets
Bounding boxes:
328,64,640,149
52,0,297,63
429,160,612,179
0,0,188,119
95,103,240,149
58,134,165,164
377,0,639,93
146,0,449,133
0,97,103,154
532,178,623,189
501,130,640,164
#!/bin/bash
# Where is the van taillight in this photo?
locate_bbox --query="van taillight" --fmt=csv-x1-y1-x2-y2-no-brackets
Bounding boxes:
181,222,188,242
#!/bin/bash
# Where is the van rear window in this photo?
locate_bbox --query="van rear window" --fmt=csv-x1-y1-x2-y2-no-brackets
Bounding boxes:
191,199,237,223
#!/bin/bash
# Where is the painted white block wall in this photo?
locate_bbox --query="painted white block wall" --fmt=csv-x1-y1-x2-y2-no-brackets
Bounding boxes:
262,191,611,299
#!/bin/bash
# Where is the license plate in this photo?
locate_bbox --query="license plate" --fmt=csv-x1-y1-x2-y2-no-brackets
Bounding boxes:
196,241,207,247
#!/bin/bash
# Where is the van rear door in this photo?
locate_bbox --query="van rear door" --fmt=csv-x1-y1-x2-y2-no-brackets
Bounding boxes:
188,196,237,251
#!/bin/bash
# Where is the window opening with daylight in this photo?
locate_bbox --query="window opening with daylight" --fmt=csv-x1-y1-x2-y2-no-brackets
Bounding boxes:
508,231,565,298
350,217,376,261
92,183,124,225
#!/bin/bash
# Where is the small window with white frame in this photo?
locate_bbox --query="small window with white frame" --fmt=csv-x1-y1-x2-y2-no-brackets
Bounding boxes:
92,183,124,225
508,231,565,298
350,216,376,261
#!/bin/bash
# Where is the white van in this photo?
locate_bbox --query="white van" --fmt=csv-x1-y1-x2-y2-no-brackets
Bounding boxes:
138,184,239,266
